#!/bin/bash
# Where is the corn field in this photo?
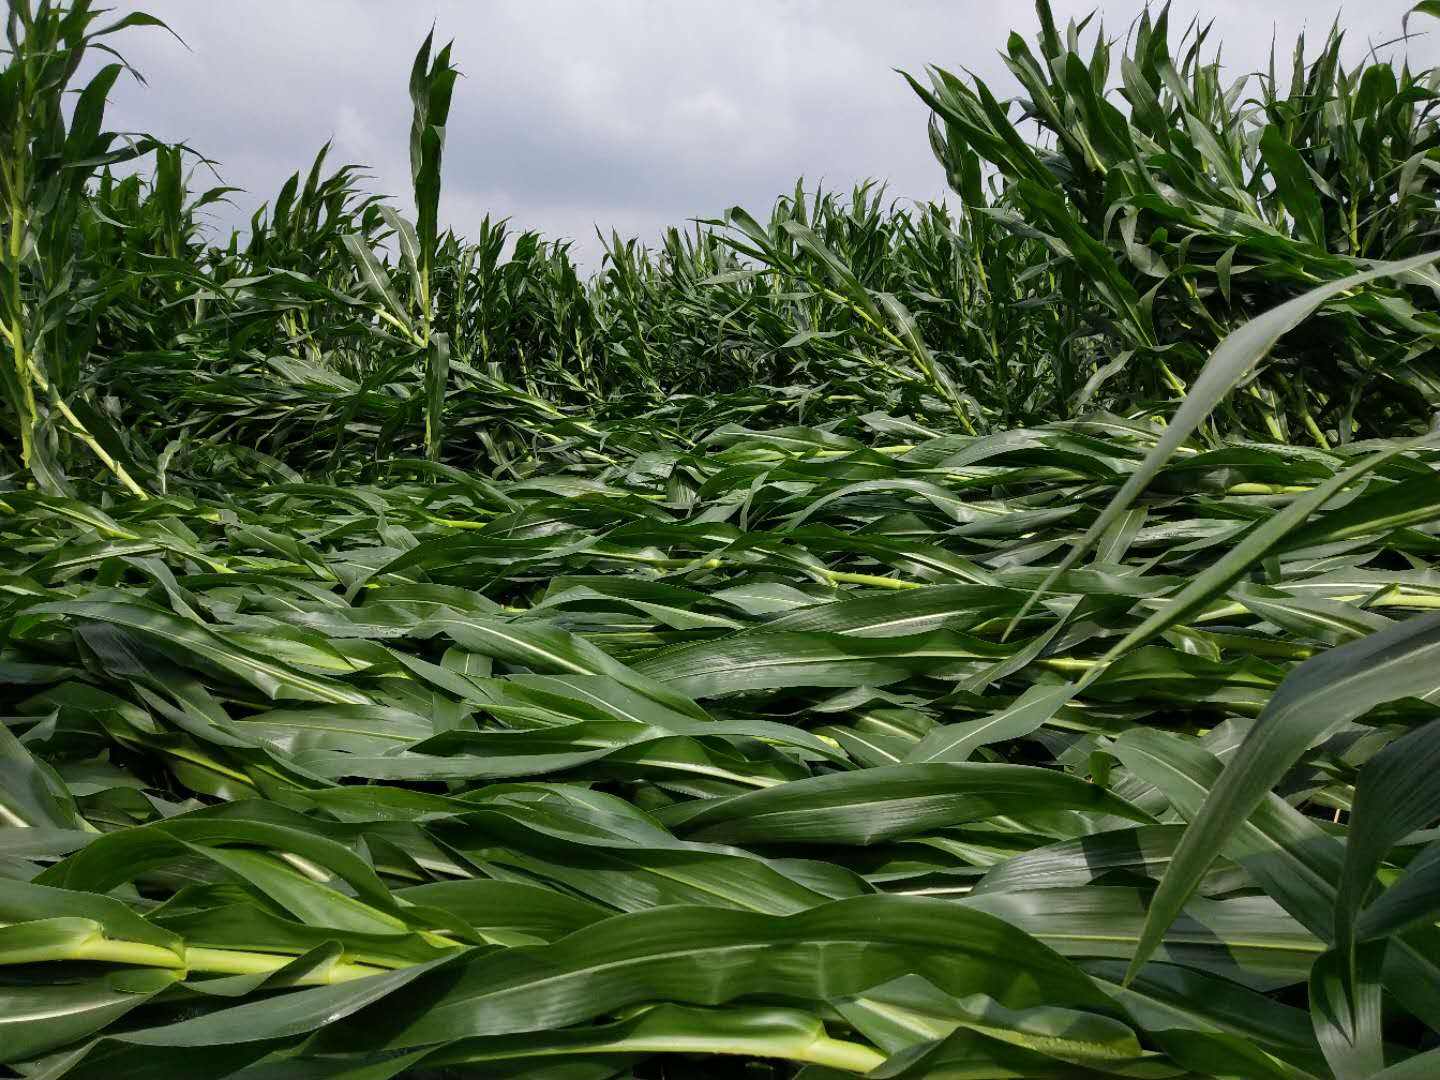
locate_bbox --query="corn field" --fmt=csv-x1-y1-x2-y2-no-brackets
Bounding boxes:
3,0,1440,1076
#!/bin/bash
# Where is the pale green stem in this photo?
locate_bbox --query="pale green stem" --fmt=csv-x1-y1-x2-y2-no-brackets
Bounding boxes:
1037,657,1099,673
1,926,390,984
1225,483,1312,495
443,1029,885,1075
824,569,921,590
1156,357,1188,397
1299,405,1331,450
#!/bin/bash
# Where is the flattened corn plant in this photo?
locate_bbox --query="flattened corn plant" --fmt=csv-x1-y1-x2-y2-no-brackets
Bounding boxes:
3,0,1440,1077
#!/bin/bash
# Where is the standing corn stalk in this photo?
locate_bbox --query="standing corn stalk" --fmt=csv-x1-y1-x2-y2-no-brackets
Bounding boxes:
342,30,456,461
0,0,161,494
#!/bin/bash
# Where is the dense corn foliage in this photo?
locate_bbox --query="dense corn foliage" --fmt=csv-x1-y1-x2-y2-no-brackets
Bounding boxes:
3,1,1440,1077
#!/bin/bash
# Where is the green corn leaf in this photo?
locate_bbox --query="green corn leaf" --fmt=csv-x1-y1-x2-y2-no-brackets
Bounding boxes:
1125,614,1440,982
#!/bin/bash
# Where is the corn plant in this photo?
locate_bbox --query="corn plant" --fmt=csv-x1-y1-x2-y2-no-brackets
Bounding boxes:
907,1,1440,442
3,1,1440,1077
0,0,171,494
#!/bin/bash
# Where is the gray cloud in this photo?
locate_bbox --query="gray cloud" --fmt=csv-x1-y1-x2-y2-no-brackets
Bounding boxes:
94,0,1439,267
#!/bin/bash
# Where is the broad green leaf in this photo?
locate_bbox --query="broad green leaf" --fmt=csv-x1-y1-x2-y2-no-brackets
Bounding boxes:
1126,615,1440,982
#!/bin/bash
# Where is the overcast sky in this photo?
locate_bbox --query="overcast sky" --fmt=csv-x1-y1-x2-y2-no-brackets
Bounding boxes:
95,1,1438,268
